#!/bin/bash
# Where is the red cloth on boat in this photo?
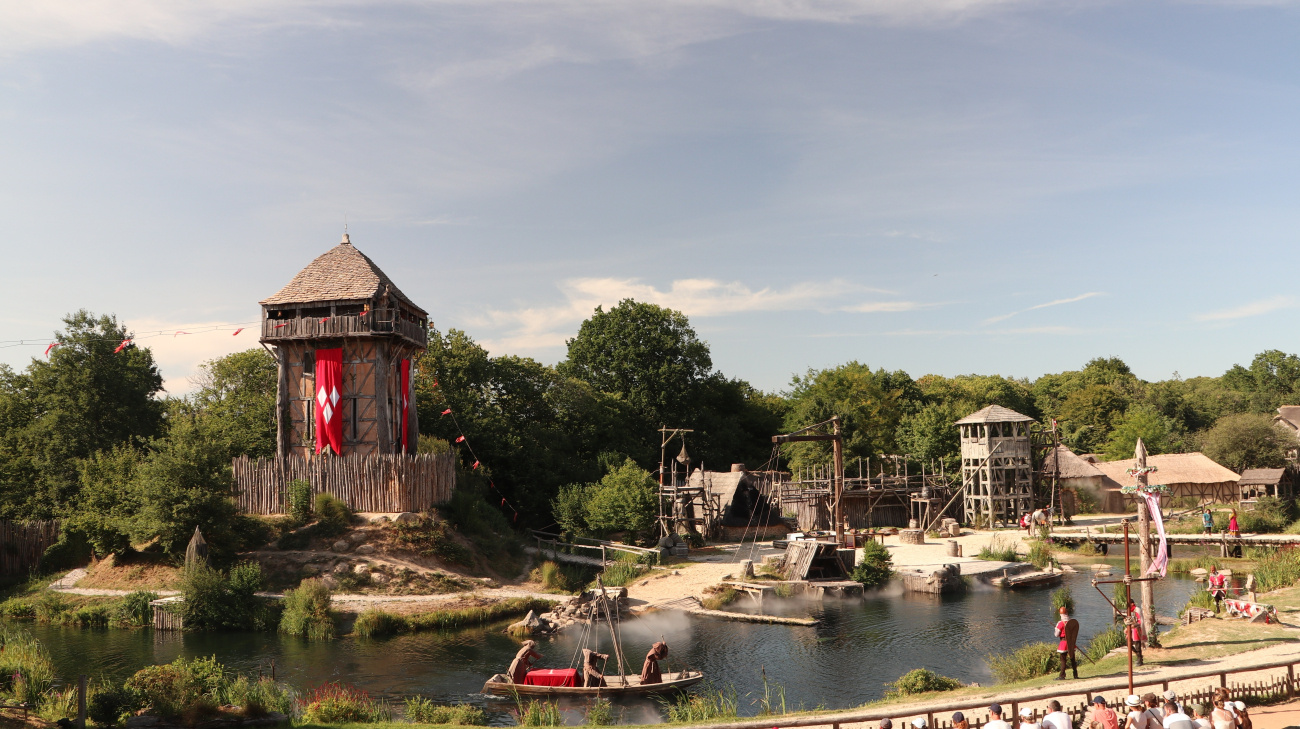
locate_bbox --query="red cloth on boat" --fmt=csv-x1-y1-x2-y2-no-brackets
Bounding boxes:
508,641,542,684
640,642,668,685
524,669,578,687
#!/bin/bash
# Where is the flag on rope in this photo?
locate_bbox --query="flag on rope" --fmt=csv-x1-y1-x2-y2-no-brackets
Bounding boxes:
113,338,132,353
472,461,480,470
232,328,244,336
441,409,452,416
314,348,344,456
433,380,439,387
455,435,466,443
274,323,288,329
320,317,330,324
174,331,189,337
43,342,59,357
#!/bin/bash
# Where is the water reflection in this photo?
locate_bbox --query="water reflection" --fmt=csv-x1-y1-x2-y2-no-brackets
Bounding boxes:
23,565,1200,725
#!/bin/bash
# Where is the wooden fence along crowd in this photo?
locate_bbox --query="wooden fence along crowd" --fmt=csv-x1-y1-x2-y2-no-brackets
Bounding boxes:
0,520,59,574
703,659,1300,729
232,454,456,514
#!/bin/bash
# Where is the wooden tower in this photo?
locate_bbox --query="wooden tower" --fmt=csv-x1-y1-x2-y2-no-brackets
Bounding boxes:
957,405,1035,527
260,233,427,458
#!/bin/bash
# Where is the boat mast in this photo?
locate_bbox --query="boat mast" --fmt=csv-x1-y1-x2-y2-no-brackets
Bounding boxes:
597,579,629,684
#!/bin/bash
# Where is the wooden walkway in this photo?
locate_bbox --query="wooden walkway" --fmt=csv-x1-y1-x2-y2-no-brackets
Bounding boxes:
1051,531,1300,556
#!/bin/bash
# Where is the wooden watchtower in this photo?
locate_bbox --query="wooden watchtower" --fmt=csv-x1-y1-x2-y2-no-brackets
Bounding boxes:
260,233,427,458
957,405,1035,527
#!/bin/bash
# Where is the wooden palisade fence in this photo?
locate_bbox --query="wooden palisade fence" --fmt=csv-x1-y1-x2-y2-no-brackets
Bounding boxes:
232,454,455,514
696,658,1300,729
0,520,60,575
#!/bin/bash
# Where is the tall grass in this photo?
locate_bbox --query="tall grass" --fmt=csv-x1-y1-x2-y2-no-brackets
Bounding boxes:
660,684,739,723
1180,589,1216,617
280,579,335,640
353,599,556,638
534,561,597,593
0,629,55,707
584,699,616,726
1051,587,1074,616
516,699,563,726
600,562,649,587
977,535,1020,562
1168,555,1223,574
988,642,1057,683
403,697,487,725
701,587,738,611
1027,541,1053,570
1253,548,1300,592
1084,625,1125,663
299,682,389,723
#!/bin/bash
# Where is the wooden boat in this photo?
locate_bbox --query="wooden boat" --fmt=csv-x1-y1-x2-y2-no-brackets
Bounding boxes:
483,578,705,699
480,670,704,697
990,569,1063,589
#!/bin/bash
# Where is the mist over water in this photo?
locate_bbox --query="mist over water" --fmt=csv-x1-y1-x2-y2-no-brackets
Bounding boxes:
24,560,1201,725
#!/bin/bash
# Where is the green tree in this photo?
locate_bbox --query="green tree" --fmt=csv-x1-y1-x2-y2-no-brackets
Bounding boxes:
0,311,163,518
782,362,918,472
1221,350,1300,413
577,458,659,538
1058,384,1131,453
1199,413,1292,471
189,349,277,459
559,300,713,429
1101,405,1183,461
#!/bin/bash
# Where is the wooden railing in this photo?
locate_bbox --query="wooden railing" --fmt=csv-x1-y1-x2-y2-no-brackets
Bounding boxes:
261,314,427,347
529,530,660,566
233,454,455,514
693,658,1300,729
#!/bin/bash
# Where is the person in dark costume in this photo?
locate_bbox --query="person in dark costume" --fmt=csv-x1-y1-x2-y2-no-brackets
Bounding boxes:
640,642,668,684
508,640,542,684
580,648,609,688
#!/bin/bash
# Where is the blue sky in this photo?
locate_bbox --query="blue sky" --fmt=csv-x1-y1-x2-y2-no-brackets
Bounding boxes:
2,0,1298,394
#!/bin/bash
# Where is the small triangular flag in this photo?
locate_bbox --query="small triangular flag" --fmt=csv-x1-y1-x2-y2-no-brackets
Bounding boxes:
232,328,244,336
441,409,452,415
44,342,59,357
455,435,466,443
472,461,480,470
113,338,132,353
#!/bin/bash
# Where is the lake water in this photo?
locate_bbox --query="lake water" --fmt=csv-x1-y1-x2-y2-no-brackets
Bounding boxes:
22,557,1203,725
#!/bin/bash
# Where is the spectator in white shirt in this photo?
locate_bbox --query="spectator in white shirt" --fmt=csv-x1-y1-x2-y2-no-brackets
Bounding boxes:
1043,700,1072,729
1021,706,1041,729
1163,701,1195,729
987,704,1012,729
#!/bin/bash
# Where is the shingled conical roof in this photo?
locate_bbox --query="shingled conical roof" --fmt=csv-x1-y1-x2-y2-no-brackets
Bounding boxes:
261,234,425,315
955,404,1035,424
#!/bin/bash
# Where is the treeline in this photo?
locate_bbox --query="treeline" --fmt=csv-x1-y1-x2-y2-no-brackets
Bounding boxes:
1,303,1296,557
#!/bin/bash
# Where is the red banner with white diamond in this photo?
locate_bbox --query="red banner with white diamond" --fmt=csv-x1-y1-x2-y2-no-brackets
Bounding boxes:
314,348,343,455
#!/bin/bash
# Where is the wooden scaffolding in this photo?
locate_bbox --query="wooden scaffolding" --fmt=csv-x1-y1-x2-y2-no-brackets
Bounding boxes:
958,405,1035,528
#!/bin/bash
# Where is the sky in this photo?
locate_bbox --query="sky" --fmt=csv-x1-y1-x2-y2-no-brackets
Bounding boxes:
2,0,1299,395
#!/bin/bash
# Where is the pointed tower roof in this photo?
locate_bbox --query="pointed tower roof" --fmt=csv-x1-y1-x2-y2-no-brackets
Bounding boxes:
261,234,426,315
955,404,1035,424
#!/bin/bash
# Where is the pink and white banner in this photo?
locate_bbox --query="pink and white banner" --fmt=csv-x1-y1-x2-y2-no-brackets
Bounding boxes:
1142,491,1168,577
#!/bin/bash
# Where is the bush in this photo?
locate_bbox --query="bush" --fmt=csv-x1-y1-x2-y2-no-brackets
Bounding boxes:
89,683,141,727
113,590,159,628
182,563,266,631
977,535,1019,562
354,608,408,638
280,579,335,640
701,587,738,611
124,656,226,719
1084,625,1125,663
287,479,313,525
355,598,554,636
534,560,597,593
884,668,963,697
220,674,295,717
552,459,658,539
988,642,1057,683
585,698,616,726
313,493,352,537
404,697,487,725
299,682,389,723
851,540,894,588
517,699,563,726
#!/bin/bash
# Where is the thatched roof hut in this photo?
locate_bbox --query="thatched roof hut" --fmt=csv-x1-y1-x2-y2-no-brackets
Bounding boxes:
1092,452,1240,508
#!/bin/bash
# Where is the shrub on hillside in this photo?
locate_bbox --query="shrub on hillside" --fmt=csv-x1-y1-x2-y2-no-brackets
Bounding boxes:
182,562,269,631
299,683,389,723
287,480,313,525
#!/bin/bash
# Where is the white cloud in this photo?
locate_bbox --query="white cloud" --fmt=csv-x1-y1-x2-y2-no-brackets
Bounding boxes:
473,276,917,352
982,292,1104,325
1195,295,1295,322
123,317,262,395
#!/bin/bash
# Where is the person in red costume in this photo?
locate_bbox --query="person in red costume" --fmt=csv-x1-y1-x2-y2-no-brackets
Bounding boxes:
1055,606,1079,679
1207,567,1228,612
1127,600,1145,666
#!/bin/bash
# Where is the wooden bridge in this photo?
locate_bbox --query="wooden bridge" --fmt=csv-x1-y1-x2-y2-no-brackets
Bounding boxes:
1050,530,1300,556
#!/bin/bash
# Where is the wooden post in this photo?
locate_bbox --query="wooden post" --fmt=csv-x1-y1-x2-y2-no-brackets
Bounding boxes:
271,658,276,681
832,415,844,546
1220,673,1227,688
601,545,607,567
1288,664,1295,698
76,675,86,729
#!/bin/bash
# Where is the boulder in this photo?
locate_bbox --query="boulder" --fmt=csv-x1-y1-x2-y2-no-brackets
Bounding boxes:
320,574,338,590
353,563,371,575
300,564,321,576
355,544,376,555
394,512,420,524
331,562,352,575
331,540,351,553
371,572,391,585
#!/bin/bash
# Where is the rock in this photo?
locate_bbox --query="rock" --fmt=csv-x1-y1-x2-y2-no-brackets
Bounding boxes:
639,580,650,586
349,531,369,545
332,562,352,575
320,575,338,590
1190,568,1208,577
355,544,376,555
394,512,420,524
673,570,681,576
300,564,321,576
353,563,370,575
370,572,391,585
331,540,351,553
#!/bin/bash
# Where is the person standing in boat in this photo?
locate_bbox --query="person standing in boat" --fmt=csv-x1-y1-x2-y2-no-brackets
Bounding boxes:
508,640,543,684
580,648,608,688
640,641,668,684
